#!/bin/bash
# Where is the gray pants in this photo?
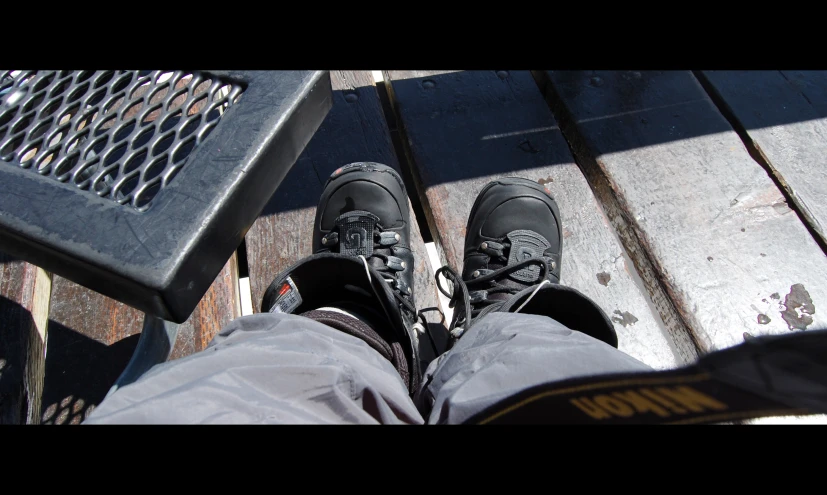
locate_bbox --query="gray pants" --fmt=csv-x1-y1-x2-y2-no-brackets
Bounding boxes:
85,312,651,424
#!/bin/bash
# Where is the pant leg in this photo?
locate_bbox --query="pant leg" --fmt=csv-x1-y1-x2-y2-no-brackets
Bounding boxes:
84,313,423,424
418,312,653,424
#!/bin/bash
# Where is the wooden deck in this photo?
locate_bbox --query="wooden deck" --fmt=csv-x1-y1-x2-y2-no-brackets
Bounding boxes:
2,70,826,424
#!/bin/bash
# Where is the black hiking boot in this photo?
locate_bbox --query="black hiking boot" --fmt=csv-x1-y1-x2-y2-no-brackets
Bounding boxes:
312,162,415,297
261,162,422,394
436,178,618,348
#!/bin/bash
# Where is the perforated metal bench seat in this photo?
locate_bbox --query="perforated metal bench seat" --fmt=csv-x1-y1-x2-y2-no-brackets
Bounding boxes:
0,70,332,322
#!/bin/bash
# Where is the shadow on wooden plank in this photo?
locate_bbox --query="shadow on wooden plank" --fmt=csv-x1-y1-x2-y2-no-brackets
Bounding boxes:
40,321,139,424
387,71,730,179
40,254,239,424
548,70,827,136
0,294,31,424
1,254,50,424
700,71,827,130
247,70,823,216
257,84,399,215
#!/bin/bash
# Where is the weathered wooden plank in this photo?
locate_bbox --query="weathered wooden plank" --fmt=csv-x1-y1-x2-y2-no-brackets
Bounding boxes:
0,253,51,424
694,71,827,424
170,253,241,358
698,70,827,246
384,70,687,369
541,70,827,355
244,71,446,364
41,253,239,424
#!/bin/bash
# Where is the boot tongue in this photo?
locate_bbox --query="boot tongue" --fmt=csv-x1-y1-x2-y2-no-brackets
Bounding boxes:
504,230,552,282
333,211,397,283
334,210,379,257
482,230,552,302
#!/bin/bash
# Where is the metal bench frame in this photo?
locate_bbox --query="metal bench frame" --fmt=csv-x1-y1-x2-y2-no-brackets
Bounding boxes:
1,70,333,391
0,71,332,323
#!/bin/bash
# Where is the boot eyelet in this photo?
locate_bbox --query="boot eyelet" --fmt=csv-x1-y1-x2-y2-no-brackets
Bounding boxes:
472,270,480,278
480,242,488,250
321,237,328,245
401,261,407,269
394,233,400,241
551,261,557,270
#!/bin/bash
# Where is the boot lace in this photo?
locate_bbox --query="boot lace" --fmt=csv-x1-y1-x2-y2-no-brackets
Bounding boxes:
436,237,554,336
320,220,420,321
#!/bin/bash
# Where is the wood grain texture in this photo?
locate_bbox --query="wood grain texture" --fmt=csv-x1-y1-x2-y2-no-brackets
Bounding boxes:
170,252,241,359
699,70,827,246
244,70,446,364
384,70,684,369
543,70,827,354
40,253,239,424
0,253,51,424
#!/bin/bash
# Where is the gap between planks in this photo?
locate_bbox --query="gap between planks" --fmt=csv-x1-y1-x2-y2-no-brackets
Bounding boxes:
378,71,451,270
693,70,827,257
531,70,701,362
